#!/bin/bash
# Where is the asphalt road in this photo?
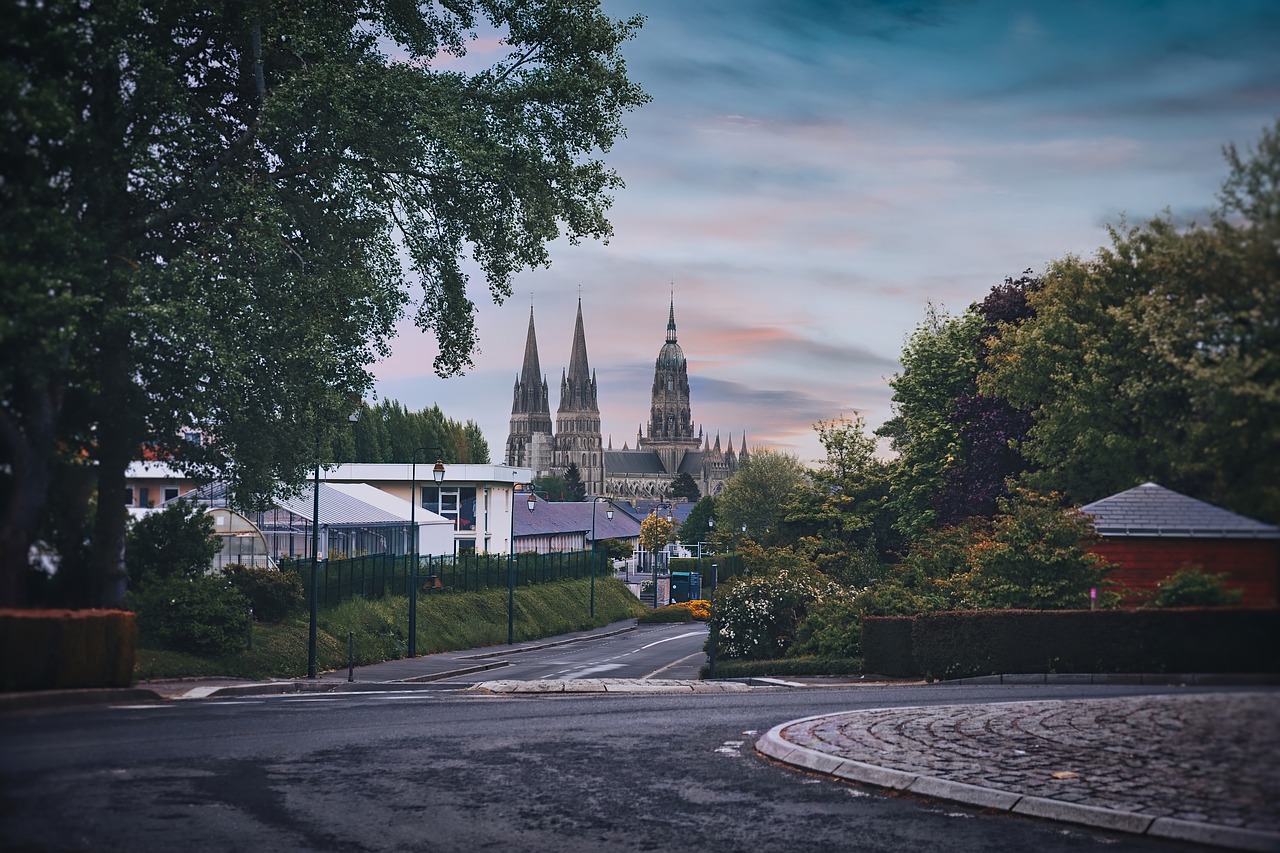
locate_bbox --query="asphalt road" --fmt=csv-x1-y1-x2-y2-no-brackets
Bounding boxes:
1,680,1231,851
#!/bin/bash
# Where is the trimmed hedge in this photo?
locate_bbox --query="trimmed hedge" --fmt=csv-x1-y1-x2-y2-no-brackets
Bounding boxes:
864,608,1280,680
0,609,137,690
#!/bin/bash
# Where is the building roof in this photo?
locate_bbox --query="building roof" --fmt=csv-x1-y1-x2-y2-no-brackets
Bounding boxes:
276,483,416,527
604,449,667,475
1080,483,1280,539
514,498,641,541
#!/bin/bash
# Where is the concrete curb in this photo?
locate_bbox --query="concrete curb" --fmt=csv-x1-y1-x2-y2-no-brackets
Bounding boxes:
934,672,1280,687
0,687,163,714
472,678,752,694
755,721,1280,852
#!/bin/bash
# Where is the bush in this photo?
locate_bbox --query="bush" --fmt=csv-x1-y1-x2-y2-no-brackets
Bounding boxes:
638,600,709,623
126,500,221,589
788,596,862,659
223,564,304,622
1146,567,1244,608
710,563,842,660
134,575,250,657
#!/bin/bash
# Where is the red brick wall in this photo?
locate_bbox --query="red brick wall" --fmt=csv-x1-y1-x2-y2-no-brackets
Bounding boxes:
1089,538,1279,606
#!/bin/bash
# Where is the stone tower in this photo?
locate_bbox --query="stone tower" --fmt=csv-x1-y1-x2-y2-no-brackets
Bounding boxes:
553,299,604,495
638,298,701,475
504,306,553,475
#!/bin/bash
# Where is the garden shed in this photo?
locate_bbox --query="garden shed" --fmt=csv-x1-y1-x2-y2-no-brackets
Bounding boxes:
1080,483,1280,606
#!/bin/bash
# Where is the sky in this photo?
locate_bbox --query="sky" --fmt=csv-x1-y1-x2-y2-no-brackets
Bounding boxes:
372,0,1280,468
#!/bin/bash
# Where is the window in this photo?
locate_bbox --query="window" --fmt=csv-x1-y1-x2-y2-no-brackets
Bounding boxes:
457,539,476,555
422,486,478,531
124,487,134,505
138,487,150,508
163,487,179,502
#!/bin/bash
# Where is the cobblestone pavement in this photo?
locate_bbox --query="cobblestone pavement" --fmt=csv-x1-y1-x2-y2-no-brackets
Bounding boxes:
760,692,1280,850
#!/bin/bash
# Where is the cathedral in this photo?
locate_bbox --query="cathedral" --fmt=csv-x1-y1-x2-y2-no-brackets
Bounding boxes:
504,298,748,500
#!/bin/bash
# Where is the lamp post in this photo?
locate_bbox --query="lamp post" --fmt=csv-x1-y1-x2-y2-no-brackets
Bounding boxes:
588,497,613,619
408,447,445,658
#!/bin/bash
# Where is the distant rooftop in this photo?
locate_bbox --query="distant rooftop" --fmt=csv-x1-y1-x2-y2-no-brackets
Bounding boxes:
1080,483,1280,539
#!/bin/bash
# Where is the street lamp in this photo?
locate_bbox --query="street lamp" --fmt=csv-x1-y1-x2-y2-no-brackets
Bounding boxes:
588,497,613,619
408,447,445,657
507,483,529,645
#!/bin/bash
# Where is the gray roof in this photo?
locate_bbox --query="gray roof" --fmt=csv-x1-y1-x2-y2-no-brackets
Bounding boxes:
514,499,641,541
277,483,408,527
1080,483,1280,539
604,449,667,476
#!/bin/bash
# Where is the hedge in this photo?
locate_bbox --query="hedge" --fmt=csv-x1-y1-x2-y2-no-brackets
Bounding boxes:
863,608,1280,680
0,609,137,691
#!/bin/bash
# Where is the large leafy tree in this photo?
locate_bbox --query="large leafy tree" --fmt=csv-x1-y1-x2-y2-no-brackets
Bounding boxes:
714,448,807,546
340,400,489,464
0,1,647,605
982,121,1280,521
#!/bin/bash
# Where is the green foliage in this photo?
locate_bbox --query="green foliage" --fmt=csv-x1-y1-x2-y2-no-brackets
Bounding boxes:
789,596,863,659
982,121,1280,522
942,490,1116,610
134,575,250,658
877,305,984,539
596,538,634,561
0,0,647,605
715,449,807,545
679,496,716,545
563,462,587,501
343,400,489,464
710,556,842,660
669,472,701,502
532,474,569,502
700,657,863,679
136,577,646,679
125,501,221,589
1146,568,1245,608
223,564,304,623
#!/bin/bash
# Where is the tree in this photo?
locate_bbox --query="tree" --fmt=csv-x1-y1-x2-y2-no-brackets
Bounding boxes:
877,306,982,539
982,122,1280,521
714,449,807,546
563,462,587,502
638,512,676,554
669,472,701,502
0,1,647,605
678,496,716,546
124,501,221,590
531,474,568,502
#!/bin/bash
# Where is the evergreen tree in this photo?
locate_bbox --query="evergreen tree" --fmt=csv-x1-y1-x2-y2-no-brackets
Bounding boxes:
564,463,587,501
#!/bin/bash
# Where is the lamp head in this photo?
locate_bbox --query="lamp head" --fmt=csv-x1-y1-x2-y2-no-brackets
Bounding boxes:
432,461,445,484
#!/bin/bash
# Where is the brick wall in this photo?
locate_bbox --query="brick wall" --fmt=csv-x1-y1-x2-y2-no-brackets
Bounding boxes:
1089,538,1279,606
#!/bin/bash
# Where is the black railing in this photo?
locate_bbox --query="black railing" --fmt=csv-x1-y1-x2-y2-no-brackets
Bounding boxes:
283,550,610,609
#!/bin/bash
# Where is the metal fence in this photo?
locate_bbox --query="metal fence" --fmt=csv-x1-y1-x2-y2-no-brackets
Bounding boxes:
283,550,610,610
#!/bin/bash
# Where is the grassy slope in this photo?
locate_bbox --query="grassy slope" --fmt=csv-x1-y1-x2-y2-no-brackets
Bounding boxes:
135,577,646,681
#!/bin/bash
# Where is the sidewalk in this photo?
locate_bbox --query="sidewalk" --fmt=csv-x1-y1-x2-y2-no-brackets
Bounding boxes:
757,692,1280,852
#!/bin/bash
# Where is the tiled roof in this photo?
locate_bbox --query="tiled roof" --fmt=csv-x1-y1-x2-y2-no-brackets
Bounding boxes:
514,499,641,541
1080,483,1280,539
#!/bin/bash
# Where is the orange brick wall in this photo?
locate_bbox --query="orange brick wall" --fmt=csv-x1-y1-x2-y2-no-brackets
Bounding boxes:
1089,538,1280,606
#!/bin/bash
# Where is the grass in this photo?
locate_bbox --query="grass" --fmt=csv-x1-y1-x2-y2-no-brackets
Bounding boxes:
699,656,864,679
135,577,646,681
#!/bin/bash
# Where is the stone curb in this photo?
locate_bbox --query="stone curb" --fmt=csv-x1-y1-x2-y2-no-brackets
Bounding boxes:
934,672,1280,687
755,720,1280,852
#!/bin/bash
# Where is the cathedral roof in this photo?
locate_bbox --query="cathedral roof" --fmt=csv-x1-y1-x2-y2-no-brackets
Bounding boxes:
604,449,667,475
519,306,542,387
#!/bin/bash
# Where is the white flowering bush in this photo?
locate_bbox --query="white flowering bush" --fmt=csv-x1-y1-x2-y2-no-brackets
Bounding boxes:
710,564,842,660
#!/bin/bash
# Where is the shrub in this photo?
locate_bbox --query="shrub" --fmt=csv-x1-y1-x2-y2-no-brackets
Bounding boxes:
126,500,220,589
788,595,862,658
1146,567,1245,608
711,563,841,660
134,574,249,657
638,600,710,623
223,564,305,622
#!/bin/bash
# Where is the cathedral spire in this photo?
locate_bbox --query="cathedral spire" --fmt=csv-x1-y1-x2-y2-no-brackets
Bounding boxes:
666,295,677,344
519,306,542,391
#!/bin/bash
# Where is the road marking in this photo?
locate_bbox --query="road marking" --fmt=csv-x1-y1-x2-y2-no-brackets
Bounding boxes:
638,631,704,650
715,739,746,757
